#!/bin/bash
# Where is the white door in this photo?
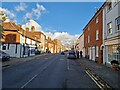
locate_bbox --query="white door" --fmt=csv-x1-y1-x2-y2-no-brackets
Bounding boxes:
92,47,95,61
89,47,92,60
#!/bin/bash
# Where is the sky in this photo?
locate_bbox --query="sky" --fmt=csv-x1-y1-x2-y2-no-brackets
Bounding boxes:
1,2,104,45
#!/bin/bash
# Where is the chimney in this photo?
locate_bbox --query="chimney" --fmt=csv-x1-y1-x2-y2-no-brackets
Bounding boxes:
26,28,29,32
31,26,35,32
18,24,22,29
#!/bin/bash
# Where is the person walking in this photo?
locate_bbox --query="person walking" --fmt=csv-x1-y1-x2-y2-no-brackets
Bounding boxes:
80,51,83,58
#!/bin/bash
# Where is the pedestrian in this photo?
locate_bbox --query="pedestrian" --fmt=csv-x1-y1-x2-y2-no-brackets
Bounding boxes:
80,51,82,58
77,50,79,59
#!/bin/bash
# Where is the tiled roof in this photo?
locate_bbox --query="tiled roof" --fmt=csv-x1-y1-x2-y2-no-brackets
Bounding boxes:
2,22,41,43
2,22,18,31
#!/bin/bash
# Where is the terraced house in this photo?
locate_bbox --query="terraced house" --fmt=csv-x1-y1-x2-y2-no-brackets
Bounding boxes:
0,22,45,57
84,5,103,63
103,0,120,65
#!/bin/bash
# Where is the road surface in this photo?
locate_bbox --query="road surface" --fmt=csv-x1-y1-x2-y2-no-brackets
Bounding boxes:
2,53,99,89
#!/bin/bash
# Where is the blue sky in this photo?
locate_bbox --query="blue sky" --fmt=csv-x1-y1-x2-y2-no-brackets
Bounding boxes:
2,2,104,35
1,2,104,45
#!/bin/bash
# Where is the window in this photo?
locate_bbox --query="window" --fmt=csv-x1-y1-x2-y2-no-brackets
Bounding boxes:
107,22,112,34
2,45,6,50
114,0,119,6
96,30,99,40
96,17,99,24
15,44,17,54
96,46,99,57
116,17,120,31
107,2,112,12
8,44,9,50
88,35,90,43
108,45,120,63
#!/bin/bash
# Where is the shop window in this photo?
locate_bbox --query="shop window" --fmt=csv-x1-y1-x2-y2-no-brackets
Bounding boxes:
108,45,120,63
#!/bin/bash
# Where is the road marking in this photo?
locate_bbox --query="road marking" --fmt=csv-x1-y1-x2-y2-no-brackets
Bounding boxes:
85,70,103,90
19,55,58,89
85,69,112,90
67,59,70,70
20,74,38,89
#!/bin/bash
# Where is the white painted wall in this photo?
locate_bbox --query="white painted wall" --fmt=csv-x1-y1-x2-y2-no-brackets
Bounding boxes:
2,44,21,58
103,2,120,64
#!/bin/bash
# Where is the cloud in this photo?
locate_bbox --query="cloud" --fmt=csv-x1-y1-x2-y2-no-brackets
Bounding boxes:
44,27,57,33
22,19,42,31
25,3,47,19
0,7,16,22
15,2,27,12
45,32,79,46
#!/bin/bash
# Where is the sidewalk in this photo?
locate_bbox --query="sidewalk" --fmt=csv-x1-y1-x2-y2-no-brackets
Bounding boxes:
77,58,120,89
2,53,47,68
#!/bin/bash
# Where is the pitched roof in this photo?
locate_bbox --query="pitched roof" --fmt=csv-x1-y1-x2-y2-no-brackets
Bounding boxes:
2,22,18,31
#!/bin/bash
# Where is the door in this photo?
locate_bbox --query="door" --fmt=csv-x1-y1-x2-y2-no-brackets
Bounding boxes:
92,47,95,61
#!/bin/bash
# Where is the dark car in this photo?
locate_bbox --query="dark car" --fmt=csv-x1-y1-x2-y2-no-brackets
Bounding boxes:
67,51,76,59
0,51,10,61
61,51,65,55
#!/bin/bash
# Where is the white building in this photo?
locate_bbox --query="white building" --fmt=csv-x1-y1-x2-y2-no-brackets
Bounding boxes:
76,32,85,57
103,1,120,65
1,22,41,58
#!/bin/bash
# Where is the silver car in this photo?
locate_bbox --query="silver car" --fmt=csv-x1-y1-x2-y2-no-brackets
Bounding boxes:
0,51,10,61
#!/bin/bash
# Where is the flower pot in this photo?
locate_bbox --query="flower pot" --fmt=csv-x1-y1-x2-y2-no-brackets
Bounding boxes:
111,64,119,71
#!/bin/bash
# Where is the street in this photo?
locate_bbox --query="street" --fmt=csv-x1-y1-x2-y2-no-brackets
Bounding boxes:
2,53,99,89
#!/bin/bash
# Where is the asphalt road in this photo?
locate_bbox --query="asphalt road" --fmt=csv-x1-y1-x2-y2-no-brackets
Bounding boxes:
2,53,100,89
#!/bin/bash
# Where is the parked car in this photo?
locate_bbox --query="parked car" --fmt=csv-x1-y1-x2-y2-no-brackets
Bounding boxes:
0,51,10,61
61,51,65,55
67,51,76,59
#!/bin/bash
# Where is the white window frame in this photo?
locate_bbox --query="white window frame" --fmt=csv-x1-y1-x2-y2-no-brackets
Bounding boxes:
114,0,120,6
116,17,120,31
96,46,99,57
107,22,112,34
96,17,99,24
96,30,99,40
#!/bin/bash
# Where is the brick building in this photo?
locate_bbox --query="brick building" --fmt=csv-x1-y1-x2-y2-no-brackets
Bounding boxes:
84,5,104,63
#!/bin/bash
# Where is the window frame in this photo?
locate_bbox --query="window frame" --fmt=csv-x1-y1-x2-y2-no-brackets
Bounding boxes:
107,22,112,34
96,30,99,40
107,2,112,13
96,46,99,57
115,16,120,31
96,17,99,24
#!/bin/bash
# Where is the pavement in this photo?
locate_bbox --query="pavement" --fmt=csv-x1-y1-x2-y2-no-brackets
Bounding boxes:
2,53,48,68
76,57,120,89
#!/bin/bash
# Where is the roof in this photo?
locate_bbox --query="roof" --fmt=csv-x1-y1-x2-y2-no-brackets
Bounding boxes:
2,22,18,31
2,22,41,43
83,2,106,32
